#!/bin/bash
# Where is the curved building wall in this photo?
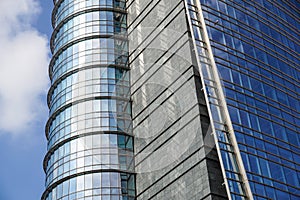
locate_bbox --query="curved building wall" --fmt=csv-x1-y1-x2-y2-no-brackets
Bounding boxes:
42,0,135,200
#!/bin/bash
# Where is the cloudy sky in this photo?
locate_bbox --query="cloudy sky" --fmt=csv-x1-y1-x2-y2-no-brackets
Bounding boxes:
0,0,53,199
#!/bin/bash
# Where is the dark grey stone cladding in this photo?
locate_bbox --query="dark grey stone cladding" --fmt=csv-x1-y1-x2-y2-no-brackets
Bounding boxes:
126,0,228,199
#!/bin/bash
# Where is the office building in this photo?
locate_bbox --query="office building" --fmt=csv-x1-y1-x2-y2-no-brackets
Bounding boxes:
42,1,135,200
42,0,300,200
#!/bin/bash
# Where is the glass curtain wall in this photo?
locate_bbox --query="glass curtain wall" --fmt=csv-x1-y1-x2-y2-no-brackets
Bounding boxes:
185,0,251,199
42,0,135,200
198,0,300,200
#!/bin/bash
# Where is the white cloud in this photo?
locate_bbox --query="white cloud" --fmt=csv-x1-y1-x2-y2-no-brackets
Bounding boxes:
0,0,49,135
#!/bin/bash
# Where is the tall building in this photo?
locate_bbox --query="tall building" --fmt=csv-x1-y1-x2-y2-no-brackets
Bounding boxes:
42,1,135,200
42,0,299,200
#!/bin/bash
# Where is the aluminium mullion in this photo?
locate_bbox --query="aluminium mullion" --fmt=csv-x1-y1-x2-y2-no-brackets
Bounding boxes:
184,0,253,199
183,0,233,199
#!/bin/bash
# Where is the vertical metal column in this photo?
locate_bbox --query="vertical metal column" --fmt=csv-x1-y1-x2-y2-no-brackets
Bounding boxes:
183,0,253,199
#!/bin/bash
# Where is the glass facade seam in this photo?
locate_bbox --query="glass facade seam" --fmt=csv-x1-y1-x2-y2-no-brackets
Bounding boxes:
185,0,253,199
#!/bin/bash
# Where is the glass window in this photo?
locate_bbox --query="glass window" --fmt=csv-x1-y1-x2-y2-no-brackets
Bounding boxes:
110,173,119,187
93,135,101,147
77,176,84,191
269,162,285,182
286,129,299,146
109,100,116,112
249,155,261,174
102,134,109,147
228,106,241,124
93,174,101,188
283,167,299,187
93,100,100,112
239,110,250,127
265,142,278,155
276,190,290,200
102,173,110,187
259,158,270,178
57,183,63,198
110,134,118,146
62,181,69,196
258,117,274,136
101,100,109,111
85,174,93,189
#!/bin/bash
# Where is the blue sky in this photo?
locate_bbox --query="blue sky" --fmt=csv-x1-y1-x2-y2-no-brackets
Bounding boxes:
0,0,53,199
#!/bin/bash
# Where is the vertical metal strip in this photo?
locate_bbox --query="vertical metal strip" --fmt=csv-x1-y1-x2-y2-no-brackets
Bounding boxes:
183,0,253,199
183,1,232,199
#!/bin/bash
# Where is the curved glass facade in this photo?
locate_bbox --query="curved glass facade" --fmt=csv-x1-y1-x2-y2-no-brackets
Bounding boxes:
48,67,130,115
51,11,127,53
49,37,128,84
42,0,135,200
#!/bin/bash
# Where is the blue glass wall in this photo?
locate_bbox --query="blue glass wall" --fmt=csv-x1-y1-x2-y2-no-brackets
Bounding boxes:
199,0,300,199
42,0,135,200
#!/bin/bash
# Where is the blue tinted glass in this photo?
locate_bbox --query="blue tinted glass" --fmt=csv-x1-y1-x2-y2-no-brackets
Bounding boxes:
199,0,300,198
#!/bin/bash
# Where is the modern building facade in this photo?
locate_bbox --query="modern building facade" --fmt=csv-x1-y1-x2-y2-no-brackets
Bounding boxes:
42,0,135,200
42,0,299,200
196,1,300,199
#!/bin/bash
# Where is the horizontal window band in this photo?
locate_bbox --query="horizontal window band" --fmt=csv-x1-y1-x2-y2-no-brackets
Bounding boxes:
50,58,129,82
52,29,127,54
51,8,127,52
41,168,135,200
47,64,130,107
45,96,131,139
52,2,127,28
47,116,133,154
247,172,300,195
49,34,128,79
43,130,134,172
49,92,131,115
